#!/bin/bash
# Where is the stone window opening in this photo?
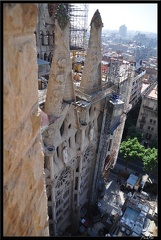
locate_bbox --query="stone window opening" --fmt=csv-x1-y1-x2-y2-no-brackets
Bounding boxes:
60,121,64,136
75,177,78,190
40,30,44,45
89,106,92,116
46,30,49,45
56,147,59,158
68,138,71,148
48,195,51,201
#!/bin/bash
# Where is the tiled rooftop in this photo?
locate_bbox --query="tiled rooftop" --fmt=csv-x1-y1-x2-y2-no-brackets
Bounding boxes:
147,84,157,100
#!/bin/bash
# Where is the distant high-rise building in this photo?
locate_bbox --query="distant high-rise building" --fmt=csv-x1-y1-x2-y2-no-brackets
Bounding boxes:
119,24,127,37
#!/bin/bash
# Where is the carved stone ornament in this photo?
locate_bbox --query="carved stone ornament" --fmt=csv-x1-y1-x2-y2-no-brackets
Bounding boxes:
56,74,64,83
90,9,103,29
55,4,70,30
58,58,67,68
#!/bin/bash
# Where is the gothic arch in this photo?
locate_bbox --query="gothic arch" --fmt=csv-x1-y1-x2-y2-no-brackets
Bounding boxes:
54,167,73,225
80,146,95,197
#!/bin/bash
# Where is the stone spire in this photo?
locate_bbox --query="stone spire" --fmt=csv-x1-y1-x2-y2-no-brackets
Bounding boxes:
44,4,75,116
80,10,103,90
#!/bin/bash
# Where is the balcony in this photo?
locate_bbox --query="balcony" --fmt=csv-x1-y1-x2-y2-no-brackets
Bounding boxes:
143,105,157,112
75,82,117,105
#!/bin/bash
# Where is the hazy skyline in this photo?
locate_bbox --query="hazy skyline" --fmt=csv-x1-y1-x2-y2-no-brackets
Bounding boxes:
88,3,157,33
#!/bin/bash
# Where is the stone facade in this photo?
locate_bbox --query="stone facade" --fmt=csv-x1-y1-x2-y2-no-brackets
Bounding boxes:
4,4,49,236
41,6,134,236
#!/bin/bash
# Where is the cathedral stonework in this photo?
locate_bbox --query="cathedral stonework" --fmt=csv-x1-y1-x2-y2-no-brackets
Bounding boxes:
4,3,134,237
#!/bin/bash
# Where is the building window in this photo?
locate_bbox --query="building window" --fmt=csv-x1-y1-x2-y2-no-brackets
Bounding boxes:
60,121,64,136
148,126,150,130
75,177,78,190
141,117,146,123
46,31,49,45
56,147,59,158
108,139,112,151
150,119,156,125
140,123,143,129
145,133,152,140
40,30,44,45
69,137,71,148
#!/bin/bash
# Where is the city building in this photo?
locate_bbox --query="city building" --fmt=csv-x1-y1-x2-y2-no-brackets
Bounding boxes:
119,25,127,38
129,61,146,108
136,81,157,148
110,191,157,237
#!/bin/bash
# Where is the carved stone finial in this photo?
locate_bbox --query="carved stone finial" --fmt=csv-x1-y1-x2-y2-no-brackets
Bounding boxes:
55,4,70,30
90,9,103,28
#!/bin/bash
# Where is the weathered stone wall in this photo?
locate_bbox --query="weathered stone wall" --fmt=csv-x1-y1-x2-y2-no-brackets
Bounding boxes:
4,3,49,236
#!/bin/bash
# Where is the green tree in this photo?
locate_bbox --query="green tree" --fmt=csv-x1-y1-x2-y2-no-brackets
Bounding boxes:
142,148,158,179
119,137,145,167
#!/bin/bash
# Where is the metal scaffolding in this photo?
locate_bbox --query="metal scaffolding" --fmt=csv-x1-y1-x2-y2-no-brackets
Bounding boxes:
68,3,89,50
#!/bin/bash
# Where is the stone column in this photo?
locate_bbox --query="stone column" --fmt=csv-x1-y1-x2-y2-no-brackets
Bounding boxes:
4,3,49,236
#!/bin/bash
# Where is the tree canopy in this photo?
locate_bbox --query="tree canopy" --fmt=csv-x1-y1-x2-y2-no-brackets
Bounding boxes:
119,137,145,166
120,137,158,178
142,148,158,177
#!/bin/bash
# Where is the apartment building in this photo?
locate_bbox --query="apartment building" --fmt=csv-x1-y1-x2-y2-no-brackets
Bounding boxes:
136,81,157,148
129,61,146,108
